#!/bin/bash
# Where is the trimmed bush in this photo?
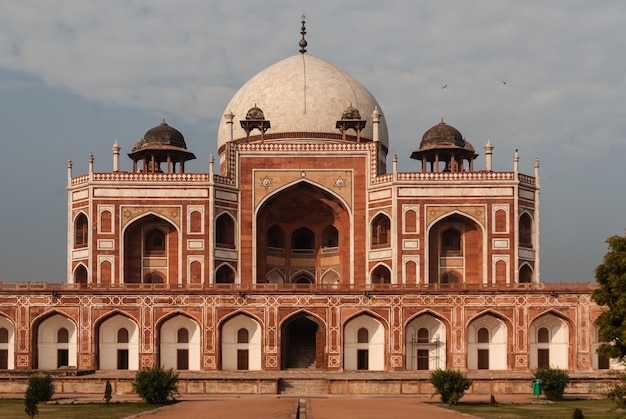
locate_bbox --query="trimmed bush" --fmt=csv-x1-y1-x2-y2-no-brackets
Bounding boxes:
430,369,472,405
133,366,179,405
572,407,584,419
533,366,570,401
605,370,626,410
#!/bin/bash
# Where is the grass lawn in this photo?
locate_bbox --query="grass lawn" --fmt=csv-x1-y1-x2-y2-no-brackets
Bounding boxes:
436,398,624,419
1,398,159,418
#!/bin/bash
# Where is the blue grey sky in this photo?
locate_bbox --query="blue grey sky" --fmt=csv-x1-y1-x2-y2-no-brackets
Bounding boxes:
0,1,624,283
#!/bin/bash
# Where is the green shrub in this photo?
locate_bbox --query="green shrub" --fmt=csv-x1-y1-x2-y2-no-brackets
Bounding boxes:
533,366,570,401
572,407,584,419
132,366,179,405
430,369,472,405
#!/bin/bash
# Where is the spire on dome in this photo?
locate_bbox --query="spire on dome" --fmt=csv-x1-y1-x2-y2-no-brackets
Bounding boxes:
299,15,308,54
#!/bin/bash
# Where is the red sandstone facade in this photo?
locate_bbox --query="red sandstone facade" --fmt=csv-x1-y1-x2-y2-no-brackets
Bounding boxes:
0,47,607,376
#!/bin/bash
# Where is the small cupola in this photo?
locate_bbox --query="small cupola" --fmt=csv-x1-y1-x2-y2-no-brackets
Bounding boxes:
240,105,271,142
410,119,478,173
128,119,196,174
336,104,367,143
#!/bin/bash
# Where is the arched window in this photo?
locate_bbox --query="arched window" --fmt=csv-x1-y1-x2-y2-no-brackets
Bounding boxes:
144,272,164,284
519,265,533,283
216,213,235,248
357,328,369,343
267,225,285,251
215,265,236,284
145,229,165,254
477,327,490,343
537,327,550,343
441,271,460,284
519,213,533,248
371,214,390,247
0,327,8,343
117,328,129,343
293,274,313,284
57,328,69,344
417,328,429,343
371,265,391,284
291,228,314,253
74,265,88,284
441,228,462,255
237,328,249,344
322,225,339,249
177,328,189,344
74,213,89,248
404,209,417,233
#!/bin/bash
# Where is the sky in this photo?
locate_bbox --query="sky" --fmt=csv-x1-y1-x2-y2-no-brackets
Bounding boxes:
0,0,625,283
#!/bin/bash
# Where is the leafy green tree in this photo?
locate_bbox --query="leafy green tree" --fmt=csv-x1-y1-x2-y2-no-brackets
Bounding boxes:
592,233,626,361
133,366,179,405
533,366,570,401
429,369,472,405
24,374,55,418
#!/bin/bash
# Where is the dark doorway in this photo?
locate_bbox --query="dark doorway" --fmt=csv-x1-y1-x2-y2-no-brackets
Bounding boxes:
598,355,610,370
357,349,369,370
57,349,69,368
117,349,129,370
477,349,489,369
0,349,7,369
177,349,189,370
281,315,322,369
237,349,249,370
417,349,429,370
538,349,550,368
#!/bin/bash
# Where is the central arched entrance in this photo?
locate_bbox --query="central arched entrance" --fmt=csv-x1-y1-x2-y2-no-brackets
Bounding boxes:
281,313,325,369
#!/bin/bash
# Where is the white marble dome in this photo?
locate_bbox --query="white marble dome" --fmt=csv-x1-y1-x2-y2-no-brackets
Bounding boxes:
217,54,388,149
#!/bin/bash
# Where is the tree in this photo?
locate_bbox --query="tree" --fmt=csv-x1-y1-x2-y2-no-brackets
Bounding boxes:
24,374,56,418
133,366,179,405
592,233,626,360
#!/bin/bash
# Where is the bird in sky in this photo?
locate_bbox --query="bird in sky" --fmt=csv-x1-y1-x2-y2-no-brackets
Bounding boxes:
441,84,447,89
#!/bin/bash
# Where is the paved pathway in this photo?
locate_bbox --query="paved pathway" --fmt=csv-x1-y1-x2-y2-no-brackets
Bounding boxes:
133,396,474,419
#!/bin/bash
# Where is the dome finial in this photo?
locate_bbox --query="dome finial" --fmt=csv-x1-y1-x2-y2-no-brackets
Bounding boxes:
299,15,308,54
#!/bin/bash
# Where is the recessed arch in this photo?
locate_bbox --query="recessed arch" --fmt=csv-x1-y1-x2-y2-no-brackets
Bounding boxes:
215,263,237,284
34,312,78,370
344,313,385,371
371,212,391,248
370,263,391,284
0,315,15,369
215,211,236,249
519,212,533,248
519,263,533,283
73,263,88,284
74,212,89,248
280,310,326,370
467,312,509,370
158,313,201,371
122,212,180,284
98,313,139,370
529,311,571,369
220,313,262,371
426,210,486,285
405,311,447,370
